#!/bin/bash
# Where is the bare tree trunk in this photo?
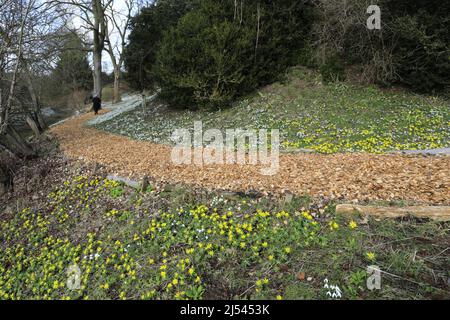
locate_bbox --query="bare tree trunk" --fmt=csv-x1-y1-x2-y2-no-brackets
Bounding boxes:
23,62,47,134
93,49,102,98
25,115,41,137
255,1,261,63
36,112,47,131
113,67,121,103
104,0,136,104
0,124,34,158
0,165,11,195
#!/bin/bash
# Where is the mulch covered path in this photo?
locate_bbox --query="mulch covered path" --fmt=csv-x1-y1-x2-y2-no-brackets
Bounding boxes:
51,111,450,205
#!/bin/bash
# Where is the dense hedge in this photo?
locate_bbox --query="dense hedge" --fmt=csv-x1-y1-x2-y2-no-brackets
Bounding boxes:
385,0,450,92
313,0,449,92
124,0,449,108
125,0,312,108
124,0,194,90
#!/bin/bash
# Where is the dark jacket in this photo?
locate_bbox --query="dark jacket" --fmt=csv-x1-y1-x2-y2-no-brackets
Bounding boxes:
92,96,101,114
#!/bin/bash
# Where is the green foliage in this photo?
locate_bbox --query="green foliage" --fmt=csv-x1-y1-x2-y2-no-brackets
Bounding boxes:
2,175,449,300
123,0,313,108
123,0,195,90
53,32,92,92
384,0,450,92
319,55,345,83
125,0,448,103
110,185,125,198
154,4,254,108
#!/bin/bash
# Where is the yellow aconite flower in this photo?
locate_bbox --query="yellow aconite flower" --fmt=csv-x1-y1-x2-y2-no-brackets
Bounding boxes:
276,295,283,300
302,211,313,220
366,252,376,261
284,247,291,254
349,220,357,229
329,221,339,230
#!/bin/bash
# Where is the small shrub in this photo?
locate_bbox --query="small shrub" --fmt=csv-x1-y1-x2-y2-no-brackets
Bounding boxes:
153,0,313,109
320,55,346,83
110,185,125,198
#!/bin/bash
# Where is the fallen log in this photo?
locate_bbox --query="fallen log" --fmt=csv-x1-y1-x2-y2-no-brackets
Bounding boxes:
106,175,140,189
336,204,450,222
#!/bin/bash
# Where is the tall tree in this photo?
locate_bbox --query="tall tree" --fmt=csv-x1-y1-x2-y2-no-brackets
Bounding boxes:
55,0,111,98
104,0,136,103
19,0,65,136
0,0,35,157
53,32,93,93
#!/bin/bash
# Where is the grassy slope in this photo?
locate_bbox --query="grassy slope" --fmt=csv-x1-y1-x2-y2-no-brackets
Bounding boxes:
1,69,449,301
94,67,449,153
1,171,449,300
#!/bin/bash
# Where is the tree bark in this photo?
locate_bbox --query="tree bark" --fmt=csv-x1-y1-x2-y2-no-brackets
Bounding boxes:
336,204,450,222
25,114,41,137
93,49,102,98
0,164,12,195
113,67,121,103
0,124,34,158
24,62,47,131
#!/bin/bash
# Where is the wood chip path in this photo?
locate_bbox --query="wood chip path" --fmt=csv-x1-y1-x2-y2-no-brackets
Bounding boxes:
51,110,450,205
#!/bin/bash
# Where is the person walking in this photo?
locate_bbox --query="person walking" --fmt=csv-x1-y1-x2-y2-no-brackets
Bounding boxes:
92,96,102,115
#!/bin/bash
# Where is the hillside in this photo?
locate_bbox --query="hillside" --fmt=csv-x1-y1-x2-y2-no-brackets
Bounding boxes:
93,67,450,154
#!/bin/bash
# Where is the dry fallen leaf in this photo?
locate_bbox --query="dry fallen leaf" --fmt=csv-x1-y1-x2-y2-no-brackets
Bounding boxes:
297,272,306,281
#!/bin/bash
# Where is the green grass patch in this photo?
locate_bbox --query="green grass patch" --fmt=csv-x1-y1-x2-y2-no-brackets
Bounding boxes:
93,67,449,153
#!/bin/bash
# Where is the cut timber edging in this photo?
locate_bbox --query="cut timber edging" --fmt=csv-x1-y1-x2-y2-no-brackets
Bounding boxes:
336,204,450,222
106,175,140,189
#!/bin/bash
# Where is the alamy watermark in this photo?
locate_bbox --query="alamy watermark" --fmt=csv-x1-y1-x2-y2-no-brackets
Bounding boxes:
66,264,81,290
367,5,381,30
171,121,280,175
367,265,382,290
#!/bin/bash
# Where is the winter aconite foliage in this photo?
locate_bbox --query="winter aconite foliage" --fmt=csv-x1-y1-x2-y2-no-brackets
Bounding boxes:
1,175,449,300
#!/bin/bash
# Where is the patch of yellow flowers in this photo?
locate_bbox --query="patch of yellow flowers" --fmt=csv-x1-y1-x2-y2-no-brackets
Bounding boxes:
1,176,367,300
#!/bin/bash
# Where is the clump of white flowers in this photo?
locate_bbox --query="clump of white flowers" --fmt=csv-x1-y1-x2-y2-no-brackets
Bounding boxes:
324,278,342,299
